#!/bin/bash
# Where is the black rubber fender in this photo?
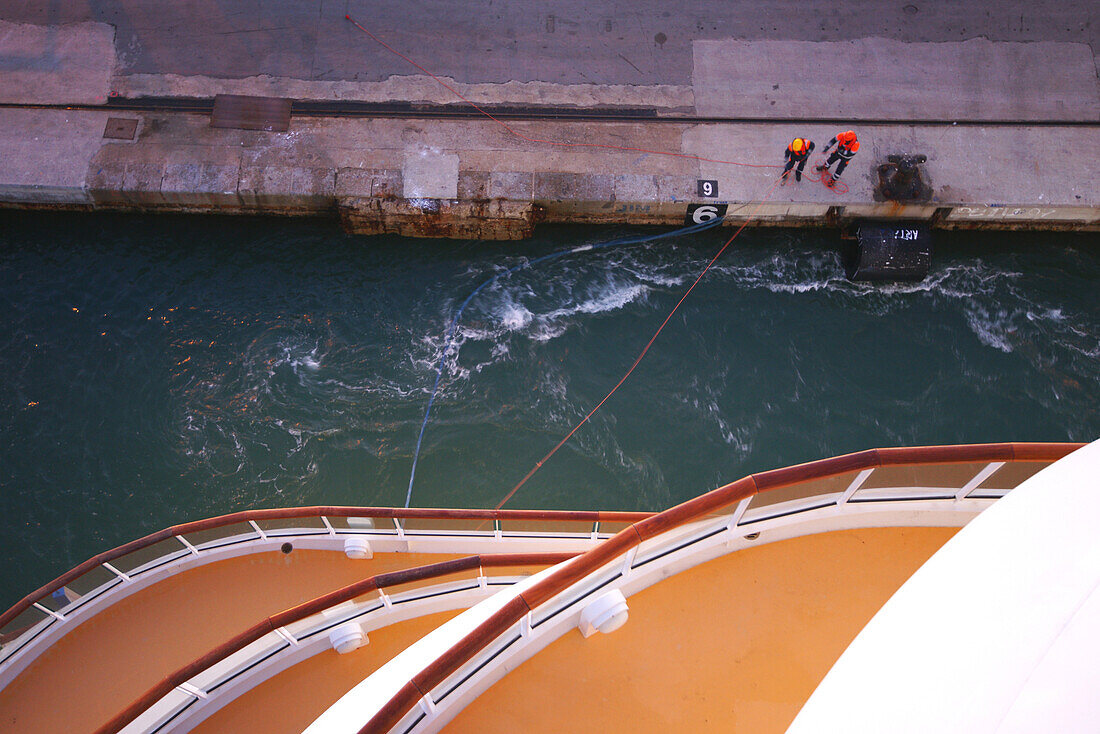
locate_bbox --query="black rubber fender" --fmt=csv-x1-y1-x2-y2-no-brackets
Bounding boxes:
845,222,932,281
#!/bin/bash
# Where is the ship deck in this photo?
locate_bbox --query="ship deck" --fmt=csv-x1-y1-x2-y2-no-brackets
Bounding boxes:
0,442,1080,734
186,527,951,734
0,550,462,733
446,526,955,733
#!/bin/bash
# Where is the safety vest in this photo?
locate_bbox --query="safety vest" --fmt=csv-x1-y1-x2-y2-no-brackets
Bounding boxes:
835,142,857,160
787,140,813,159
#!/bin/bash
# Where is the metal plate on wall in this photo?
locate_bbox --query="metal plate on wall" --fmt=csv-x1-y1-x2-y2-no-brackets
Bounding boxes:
211,95,292,132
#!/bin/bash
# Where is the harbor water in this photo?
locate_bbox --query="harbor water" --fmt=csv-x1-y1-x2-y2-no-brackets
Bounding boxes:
1,211,1096,606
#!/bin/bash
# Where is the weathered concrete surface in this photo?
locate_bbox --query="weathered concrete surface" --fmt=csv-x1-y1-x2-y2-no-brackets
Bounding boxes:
693,39,1100,121
403,149,460,199
2,0,1097,101
0,108,117,204
0,2,1097,235
0,20,115,104
114,74,695,111
2,107,1096,235
682,124,1099,208
341,198,536,239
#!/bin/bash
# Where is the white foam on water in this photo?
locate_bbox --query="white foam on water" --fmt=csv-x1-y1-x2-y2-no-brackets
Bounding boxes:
319,377,418,398
497,299,534,332
698,251,1093,362
271,342,324,379
964,305,1016,353
673,373,756,458
426,272,654,386
546,281,648,319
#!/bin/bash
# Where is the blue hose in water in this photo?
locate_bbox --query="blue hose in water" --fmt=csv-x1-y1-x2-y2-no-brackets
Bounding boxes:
405,217,725,508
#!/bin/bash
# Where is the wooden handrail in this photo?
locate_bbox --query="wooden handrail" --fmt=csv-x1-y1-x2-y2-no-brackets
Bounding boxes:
0,506,648,631
362,442,1084,732
93,552,575,734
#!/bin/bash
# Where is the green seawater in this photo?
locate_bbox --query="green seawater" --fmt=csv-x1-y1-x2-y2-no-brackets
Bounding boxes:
1,211,1097,607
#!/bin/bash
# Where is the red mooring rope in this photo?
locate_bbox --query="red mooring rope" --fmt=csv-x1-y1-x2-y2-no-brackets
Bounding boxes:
800,156,851,194
342,16,834,506
493,176,784,509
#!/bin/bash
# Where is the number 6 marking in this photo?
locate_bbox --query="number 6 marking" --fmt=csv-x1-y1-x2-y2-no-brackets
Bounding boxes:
685,203,728,226
693,205,719,223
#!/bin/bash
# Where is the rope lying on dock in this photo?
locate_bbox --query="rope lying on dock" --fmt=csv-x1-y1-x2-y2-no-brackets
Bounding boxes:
801,156,851,195
405,217,723,508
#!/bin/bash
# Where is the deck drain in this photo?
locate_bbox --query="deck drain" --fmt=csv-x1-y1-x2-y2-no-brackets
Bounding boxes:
281,542,294,554
103,117,138,140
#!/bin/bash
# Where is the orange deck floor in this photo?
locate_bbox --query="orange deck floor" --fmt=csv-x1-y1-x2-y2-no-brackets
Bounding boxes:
1,527,956,733
186,560,552,733
446,526,957,733
192,611,462,734
84,526,957,734
0,549,458,733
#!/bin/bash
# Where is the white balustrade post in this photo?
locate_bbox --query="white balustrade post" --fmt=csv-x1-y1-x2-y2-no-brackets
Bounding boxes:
956,462,1005,501
839,468,875,505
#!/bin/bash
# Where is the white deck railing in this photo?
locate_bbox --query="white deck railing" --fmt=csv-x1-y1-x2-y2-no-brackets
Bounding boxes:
123,573,532,734
0,510,641,689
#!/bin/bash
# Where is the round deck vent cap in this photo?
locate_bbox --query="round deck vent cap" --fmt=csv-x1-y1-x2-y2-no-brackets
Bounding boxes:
578,589,629,638
344,536,373,559
329,623,367,654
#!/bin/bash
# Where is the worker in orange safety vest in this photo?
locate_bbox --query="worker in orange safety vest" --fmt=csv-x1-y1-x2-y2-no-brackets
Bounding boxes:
815,130,859,186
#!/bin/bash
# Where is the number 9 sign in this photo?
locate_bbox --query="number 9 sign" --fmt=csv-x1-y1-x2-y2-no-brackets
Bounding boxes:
685,203,728,226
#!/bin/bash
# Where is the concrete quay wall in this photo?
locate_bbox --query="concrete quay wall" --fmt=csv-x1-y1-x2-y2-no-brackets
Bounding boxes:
2,6,1098,238
1,107,1097,238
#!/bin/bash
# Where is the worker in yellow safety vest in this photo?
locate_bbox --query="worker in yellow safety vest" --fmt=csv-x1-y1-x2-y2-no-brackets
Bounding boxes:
781,137,815,185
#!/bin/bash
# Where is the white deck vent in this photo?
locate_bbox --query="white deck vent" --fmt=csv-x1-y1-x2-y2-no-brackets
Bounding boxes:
578,589,629,638
343,536,373,559
329,623,368,654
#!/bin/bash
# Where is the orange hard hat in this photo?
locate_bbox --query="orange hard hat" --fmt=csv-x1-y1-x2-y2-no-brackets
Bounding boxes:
841,130,857,142
791,138,805,153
